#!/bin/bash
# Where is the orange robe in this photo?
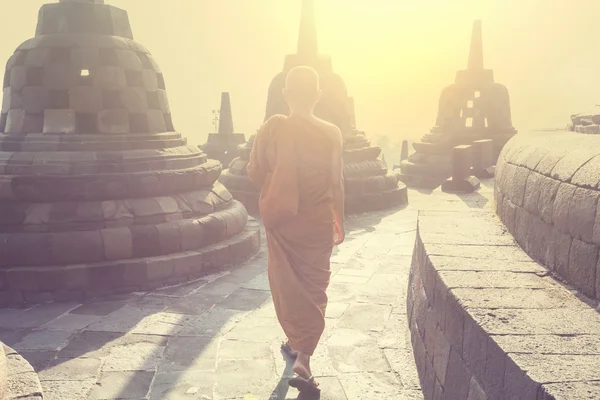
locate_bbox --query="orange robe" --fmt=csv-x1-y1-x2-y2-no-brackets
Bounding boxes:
247,115,341,356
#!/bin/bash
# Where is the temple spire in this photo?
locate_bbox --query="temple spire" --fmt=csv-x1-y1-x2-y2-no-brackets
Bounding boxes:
467,20,483,70
297,0,318,56
218,92,234,135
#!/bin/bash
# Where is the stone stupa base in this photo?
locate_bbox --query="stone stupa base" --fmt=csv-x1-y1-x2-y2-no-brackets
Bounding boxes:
1,210,260,306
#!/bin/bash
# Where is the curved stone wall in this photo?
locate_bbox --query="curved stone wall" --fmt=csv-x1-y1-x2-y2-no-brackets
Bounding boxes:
408,210,600,400
0,344,6,399
495,131,600,299
1,343,43,399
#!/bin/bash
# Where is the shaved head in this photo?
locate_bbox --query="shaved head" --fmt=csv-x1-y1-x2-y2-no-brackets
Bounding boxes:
283,66,321,111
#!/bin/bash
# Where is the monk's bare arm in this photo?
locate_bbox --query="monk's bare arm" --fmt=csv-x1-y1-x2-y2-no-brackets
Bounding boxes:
330,126,345,240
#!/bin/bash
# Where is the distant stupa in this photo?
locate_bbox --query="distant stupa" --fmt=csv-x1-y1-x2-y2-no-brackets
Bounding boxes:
398,20,517,188
220,0,408,213
200,92,246,168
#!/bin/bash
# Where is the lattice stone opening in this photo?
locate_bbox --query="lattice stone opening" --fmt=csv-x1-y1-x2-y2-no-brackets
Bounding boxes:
474,90,481,98
466,117,473,127
485,117,488,128
467,100,474,108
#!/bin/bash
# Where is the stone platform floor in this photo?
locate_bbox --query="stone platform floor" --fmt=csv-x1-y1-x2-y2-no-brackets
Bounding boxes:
0,180,494,400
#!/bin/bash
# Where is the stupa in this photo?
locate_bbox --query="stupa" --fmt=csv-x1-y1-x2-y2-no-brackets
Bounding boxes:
220,0,408,213
399,21,517,188
0,0,259,306
199,92,246,168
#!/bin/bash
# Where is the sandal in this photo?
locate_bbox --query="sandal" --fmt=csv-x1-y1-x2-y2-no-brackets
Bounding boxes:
289,375,320,394
281,340,298,359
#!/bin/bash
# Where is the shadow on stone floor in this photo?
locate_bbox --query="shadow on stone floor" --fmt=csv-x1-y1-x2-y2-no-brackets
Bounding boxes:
1,259,268,399
455,190,490,209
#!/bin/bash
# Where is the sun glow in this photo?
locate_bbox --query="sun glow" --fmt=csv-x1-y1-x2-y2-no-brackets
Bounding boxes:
2,0,600,148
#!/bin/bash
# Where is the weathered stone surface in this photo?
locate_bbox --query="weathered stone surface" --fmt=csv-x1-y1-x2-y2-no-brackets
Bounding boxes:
496,132,600,301
410,208,600,400
88,370,154,399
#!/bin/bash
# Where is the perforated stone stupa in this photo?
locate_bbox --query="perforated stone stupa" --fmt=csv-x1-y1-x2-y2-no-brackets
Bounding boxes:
220,0,408,213
200,92,246,169
0,0,260,306
399,21,517,188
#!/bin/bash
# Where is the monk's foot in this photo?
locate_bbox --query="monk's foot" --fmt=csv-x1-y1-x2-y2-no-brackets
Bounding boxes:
293,353,319,388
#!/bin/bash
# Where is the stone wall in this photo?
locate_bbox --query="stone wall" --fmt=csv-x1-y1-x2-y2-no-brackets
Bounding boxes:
495,131,600,299
408,210,600,399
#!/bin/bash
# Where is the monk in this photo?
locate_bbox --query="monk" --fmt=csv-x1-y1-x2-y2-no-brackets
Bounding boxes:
247,65,345,394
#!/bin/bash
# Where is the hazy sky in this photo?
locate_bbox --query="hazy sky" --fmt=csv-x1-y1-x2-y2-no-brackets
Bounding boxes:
2,1,599,146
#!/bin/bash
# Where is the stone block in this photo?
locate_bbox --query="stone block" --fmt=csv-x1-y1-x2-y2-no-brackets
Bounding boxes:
443,348,470,400
444,292,465,355
572,154,600,188
156,90,170,113
24,47,49,67
6,233,53,267
5,110,26,134
43,109,76,134
61,265,89,289
462,315,487,384
6,269,41,291
2,89,23,113
156,222,181,254
120,87,147,113
503,354,540,399
101,227,133,261
553,229,572,277
116,50,142,70
467,377,486,400
483,337,506,398
97,109,129,134
147,110,166,133
142,69,158,91
552,182,577,232
595,202,600,246
130,225,161,258
568,188,600,242
22,87,49,114
93,66,126,90
10,66,27,90
52,230,105,264
538,176,560,224
146,256,174,282
43,65,76,90
523,170,543,214
71,47,100,68
508,166,530,207
432,275,448,331
432,325,451,387
568,239,598,298
69,86,103,113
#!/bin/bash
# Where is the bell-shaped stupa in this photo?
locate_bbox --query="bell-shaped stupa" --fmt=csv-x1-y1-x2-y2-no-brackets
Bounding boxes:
0,0,259,306
200,92,246,168
220,0,408,213
399,21,517,188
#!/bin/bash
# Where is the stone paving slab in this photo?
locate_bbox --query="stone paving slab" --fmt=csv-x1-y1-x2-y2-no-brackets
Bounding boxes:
0,184,495,399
